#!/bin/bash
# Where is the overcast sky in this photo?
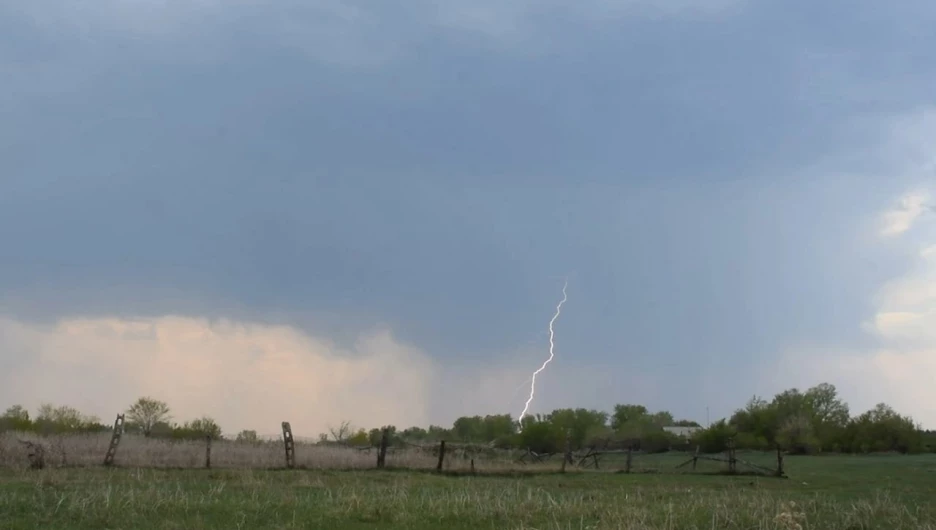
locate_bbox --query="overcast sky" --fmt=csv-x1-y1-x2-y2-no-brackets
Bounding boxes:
2,0,935,436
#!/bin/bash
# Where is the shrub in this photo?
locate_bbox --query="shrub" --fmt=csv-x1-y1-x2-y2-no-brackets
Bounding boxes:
734,432,770,451
692,420,735,453
640,430,679,453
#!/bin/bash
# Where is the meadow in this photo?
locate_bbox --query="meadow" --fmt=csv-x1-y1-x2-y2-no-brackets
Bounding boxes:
1,433,935,529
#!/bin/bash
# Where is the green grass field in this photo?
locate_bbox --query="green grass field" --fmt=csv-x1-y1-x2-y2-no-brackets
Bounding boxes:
2,454,935,529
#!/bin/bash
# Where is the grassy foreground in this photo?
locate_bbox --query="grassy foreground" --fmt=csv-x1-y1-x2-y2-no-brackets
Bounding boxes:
1,455,935,529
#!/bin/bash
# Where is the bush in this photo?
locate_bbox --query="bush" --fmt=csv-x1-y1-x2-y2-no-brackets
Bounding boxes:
692,420,735,453
734,432,770,451
640,430,679,453
517,421,561,453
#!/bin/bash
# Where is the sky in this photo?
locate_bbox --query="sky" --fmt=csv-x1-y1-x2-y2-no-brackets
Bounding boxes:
1,0,935,437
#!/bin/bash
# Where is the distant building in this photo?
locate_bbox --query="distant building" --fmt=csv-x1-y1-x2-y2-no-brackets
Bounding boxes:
663,426,701,439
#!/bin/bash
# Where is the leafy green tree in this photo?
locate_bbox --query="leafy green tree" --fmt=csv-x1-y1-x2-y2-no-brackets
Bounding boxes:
34,404,100,433
610,404,649,430
845,403,922,453
368,425,397,446
0,405,32,432
729,396,777,444
692,419,736,453
648,411,675,427
546,408,609,450
674,419,701,427
481,414,517,442
347,429,370,446
641,430,681,453
183,416,222,440
803,383,850,451
452,416,485,442
2,405,29,421
235,429,259,443
426,425,451,441
516,417,562,453
777,412,821,454
126,397,172,437
399,426,429,442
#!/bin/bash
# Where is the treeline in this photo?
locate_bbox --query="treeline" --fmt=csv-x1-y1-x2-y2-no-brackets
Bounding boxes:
0,399,224,441
322,383,936,455
2,383,935,455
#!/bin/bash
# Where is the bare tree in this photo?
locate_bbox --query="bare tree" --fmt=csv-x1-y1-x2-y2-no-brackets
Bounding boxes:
328,421,353,442
126,397,171,437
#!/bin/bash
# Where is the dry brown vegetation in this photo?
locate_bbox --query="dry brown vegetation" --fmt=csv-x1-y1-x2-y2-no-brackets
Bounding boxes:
0,432,540,473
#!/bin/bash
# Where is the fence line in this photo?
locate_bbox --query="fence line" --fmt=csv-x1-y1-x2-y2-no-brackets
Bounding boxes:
1,420,786,478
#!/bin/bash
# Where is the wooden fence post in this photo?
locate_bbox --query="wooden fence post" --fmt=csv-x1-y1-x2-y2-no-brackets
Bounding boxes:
776,446,784,477
727,437,737,473
436,440,446,472
281,422,295,469
692,445,699,471
376,428,389,469
205,435,212,469
103,414,125,467
625,446,633,474
561,431,571,473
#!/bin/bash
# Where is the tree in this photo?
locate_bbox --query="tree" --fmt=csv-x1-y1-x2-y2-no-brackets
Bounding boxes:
347,429,370,446
0,405,32,432
452,416,485,442
845,403,922,453
649,411,675,427
611,404,649,430
481,414,517,442
426,425,451,441
729,396,777,444
399,426,429,442
368,425,397,446
34,404,100,433
546,408,609,450
235,430,259,443
516,417,562,453
777,412,821,454
693,419,735,453
184,417,222,440
328,421,353,442
674,419,702,427
2,405,29,421
126,397,171,437
803,383,850,451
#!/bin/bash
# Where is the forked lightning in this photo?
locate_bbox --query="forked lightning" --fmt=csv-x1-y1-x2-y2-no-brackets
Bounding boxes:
517,280,568,430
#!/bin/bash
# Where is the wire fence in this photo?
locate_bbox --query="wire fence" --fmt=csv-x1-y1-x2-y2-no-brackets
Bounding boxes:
0,420,785,478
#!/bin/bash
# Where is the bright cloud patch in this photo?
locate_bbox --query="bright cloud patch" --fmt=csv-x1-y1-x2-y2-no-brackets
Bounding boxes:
0,316,436,437
880,191,929,237
0,315,645,437
774,186,936,428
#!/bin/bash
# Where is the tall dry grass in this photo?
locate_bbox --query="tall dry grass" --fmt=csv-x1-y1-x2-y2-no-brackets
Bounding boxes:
0,432,533,472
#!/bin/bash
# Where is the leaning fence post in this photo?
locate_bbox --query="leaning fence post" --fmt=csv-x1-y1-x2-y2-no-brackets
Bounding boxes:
436,440,446,472
727,437,737,473
776,446,784,477
103,414,125,467
205,435,212,469
692,445,699,471
376,428,389,469
561,431,571,473
281,422,295,469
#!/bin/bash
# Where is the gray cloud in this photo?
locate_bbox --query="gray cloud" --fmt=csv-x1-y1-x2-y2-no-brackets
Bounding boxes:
3,0,936,429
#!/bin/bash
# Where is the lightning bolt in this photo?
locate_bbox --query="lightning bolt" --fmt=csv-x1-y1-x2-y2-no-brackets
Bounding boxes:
518,279,568,430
